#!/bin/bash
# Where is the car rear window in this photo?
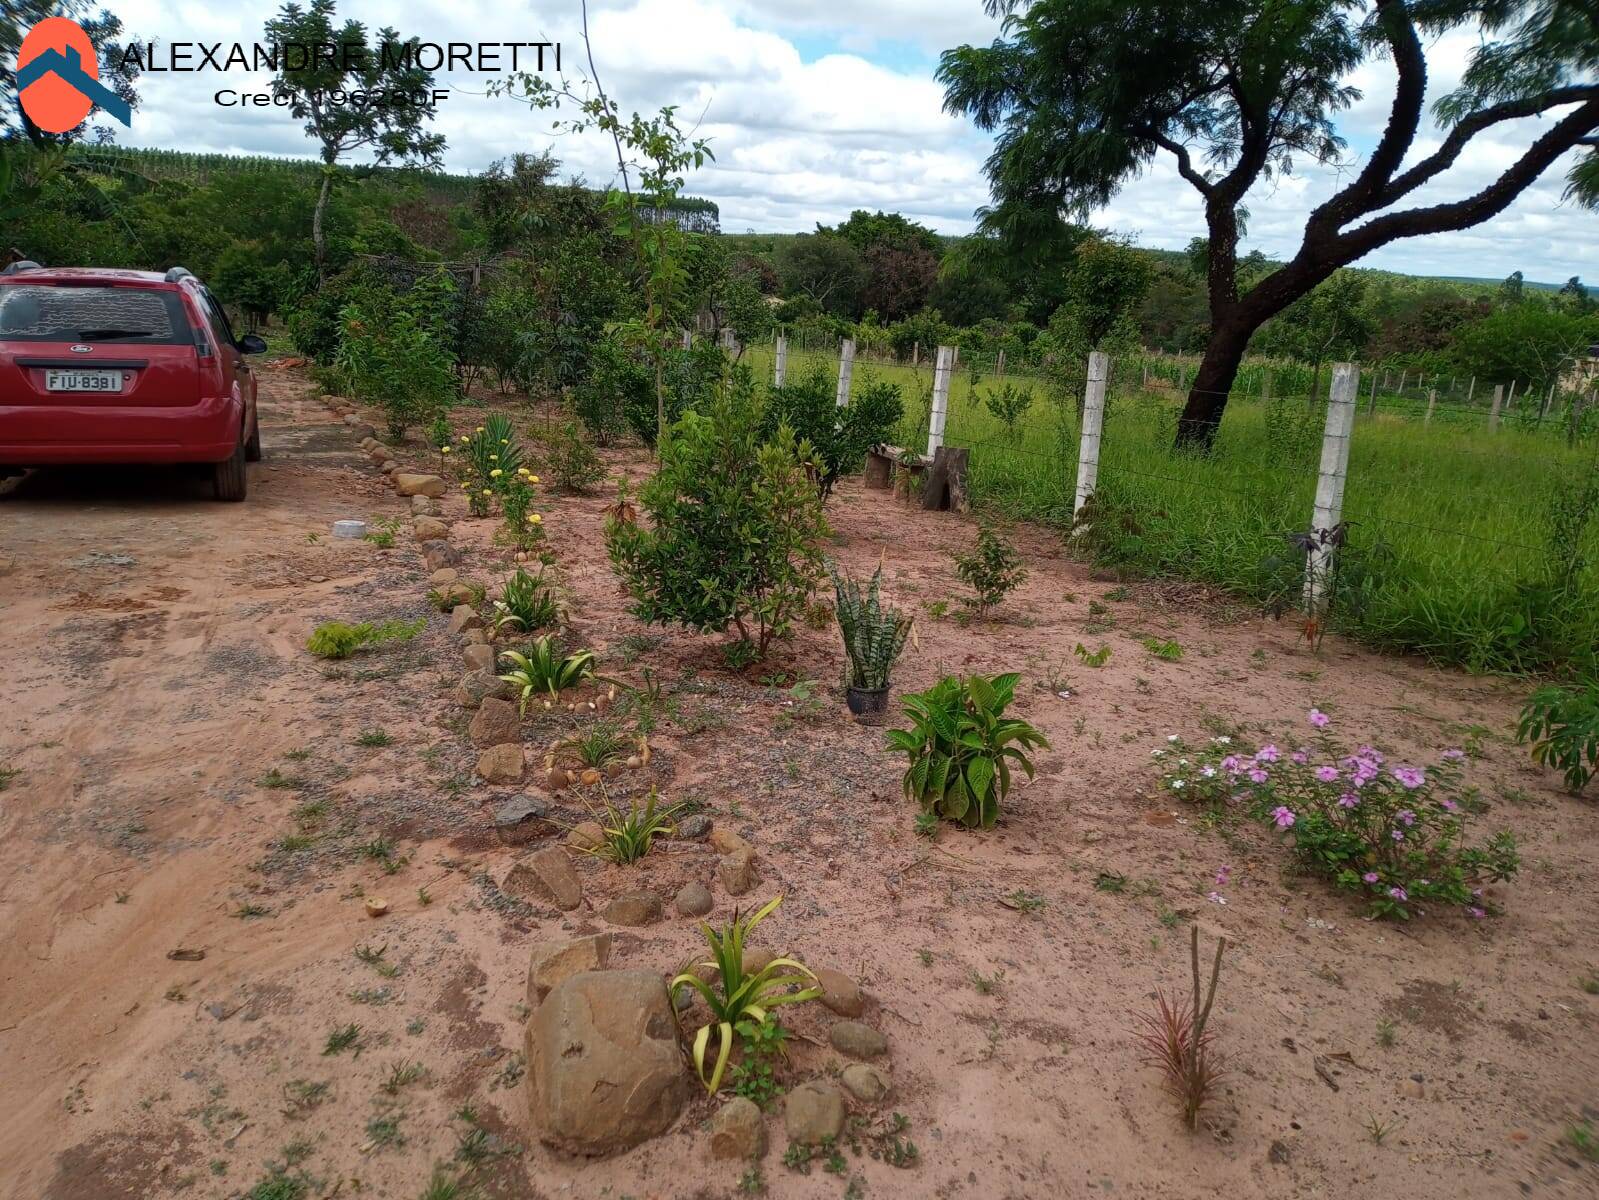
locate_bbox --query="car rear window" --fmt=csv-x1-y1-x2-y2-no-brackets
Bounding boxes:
0,285,194,345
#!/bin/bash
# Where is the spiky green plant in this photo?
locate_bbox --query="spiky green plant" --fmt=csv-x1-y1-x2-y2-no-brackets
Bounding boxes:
669,897,820,1093
581,787,679,865
496,566,560,633
498,636,597,714
828,561,913,691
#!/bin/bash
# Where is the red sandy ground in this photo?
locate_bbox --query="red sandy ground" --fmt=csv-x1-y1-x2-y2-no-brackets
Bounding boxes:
1,366,1595,1200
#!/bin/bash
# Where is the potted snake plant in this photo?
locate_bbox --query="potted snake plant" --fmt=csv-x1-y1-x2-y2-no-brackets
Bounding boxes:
829,561,913,717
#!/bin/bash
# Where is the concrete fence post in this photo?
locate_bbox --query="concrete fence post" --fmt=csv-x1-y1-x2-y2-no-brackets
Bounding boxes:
1073,351,1110,519
1367,372,1378,416
997,349,1006,378
774,335,787,387
681,329,692,350
1489,384,1504,432
927,346,954,458
836,338,855,408
1466,376,1476,404
1424,387,1437,424
1304,363,1358,616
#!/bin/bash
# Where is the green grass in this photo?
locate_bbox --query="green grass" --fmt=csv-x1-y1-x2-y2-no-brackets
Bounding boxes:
745,341,1599,674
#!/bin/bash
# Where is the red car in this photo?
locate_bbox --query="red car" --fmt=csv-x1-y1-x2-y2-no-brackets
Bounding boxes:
0,262,267,500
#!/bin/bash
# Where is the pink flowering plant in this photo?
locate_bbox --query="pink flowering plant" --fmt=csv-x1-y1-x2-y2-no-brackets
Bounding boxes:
1156,712,1518,920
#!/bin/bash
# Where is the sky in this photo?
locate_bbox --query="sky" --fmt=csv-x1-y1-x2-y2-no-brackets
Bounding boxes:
102,0,1596,283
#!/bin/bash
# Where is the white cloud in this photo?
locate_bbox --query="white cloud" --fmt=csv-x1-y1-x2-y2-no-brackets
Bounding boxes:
101,0,1593,281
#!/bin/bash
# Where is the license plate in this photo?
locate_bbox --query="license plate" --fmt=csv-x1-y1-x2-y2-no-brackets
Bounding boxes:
45,369,123,393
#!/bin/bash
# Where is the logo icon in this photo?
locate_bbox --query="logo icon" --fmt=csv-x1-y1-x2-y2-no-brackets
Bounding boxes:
16,17,131,134
70,345,94,354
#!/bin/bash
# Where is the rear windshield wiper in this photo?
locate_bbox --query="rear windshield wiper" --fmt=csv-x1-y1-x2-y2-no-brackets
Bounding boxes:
76,328,158,340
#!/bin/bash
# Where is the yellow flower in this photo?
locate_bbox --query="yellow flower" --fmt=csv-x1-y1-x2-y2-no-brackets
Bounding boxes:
460,482,469,489
528,513,543,524
475,426,485,433
528,474,540,483
500,438,508,445
481,488,493,497
441,446,451,454
460,434,470,443
490,468,503,477
490,454,499,461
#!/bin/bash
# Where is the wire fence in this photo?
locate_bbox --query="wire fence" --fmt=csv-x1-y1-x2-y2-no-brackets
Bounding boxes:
741,332,1599,672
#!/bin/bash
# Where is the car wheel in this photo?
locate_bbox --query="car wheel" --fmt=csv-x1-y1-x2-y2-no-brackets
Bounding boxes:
213,428,248,501
244,411,262,462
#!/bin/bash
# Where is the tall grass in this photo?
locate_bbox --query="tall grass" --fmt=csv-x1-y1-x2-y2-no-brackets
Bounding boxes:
743,341,1599,675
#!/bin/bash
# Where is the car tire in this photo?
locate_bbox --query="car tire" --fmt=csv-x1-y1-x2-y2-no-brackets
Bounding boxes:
213,428,247,502
244,411,262,462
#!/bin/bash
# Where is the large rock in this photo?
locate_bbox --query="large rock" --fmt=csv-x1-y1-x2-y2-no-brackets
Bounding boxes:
455,670,514,709
783,1081,845,1146
504,845,582,911
840,1063,891,1104
495,795,553,846
411,494,436,516
470,697,520,747
421,540,458,571
603,891,663,927
566,821,606,852
829,1020,888,1060
525,970,689,1155
674,814,712,841
413,515,449,542
812,967,865,1018
675,881,713,917
464,643,496,673
449,604,484,635
708,1096,767,1161
394,472,447,498
526,933,611,1007
718,846,756,896
477,743,524,784
709,827,752,856
429,566,459,586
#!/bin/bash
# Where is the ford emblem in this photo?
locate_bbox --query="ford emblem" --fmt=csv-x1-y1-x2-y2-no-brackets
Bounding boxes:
70,344,93,353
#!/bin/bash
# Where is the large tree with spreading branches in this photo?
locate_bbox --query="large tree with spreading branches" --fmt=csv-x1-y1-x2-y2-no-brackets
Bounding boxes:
939,0,1599,449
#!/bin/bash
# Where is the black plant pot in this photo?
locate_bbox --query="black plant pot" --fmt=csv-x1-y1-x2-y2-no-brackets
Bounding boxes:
845,685,889,717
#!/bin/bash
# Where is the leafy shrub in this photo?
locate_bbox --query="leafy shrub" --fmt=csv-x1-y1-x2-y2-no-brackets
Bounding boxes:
494,567,559,633
498,637,597,714
614,340,727,448
456,415,524,517
668,896,820,1093
887,673,1050,829
1159,709,1520,919
954,525,1028,615
608,382,828,663
573,336,649,445
1517,680,1599,794
534,421,607,493
336,299,456,440
306,618,425,660
982,382,1034,436
762,369,904,497
828,561,912,690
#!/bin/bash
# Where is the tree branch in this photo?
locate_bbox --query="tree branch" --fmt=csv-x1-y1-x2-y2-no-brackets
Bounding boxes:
1148,132,1214,198
1374,85,1599,208
1340,99,1599,257
1311,0,1427,229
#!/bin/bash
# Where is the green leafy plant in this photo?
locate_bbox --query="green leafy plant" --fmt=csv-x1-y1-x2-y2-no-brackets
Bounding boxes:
828,561,913,691
1074,642,1112,667
887,673,1050,828
306,618,425,660
954,525,1028,616
761,367,904,497
494,567,560,635
582,787,679,865
982,381,1034,436
498,637,598,714
607,383,828,662
1143,636,1184,661
729,1012,789,1109
1517,680,1599,794
570,720,632,769
535,420,608,493
669,896,820,1093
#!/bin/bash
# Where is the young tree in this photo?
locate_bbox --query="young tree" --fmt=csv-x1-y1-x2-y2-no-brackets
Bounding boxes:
265,0,445,278
940,0,1599,449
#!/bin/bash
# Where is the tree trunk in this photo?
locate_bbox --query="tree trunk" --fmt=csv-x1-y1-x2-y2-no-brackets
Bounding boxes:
313,172,333,282
1175,318,1254,451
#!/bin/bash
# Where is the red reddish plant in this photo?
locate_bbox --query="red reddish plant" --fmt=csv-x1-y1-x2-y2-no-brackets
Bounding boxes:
1133,926,1227,1130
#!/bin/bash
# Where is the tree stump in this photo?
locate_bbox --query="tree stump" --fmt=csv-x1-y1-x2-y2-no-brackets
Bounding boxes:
922,446,970,513
864,447,895,490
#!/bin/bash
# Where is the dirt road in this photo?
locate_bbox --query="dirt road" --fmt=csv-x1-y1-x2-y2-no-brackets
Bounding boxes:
2,366,1597,1200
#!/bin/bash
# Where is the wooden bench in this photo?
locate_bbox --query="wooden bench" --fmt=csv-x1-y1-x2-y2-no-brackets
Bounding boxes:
865,444,969,512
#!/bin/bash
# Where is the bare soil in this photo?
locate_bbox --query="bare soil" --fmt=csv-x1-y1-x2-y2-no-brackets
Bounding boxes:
2,366,1596,1200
